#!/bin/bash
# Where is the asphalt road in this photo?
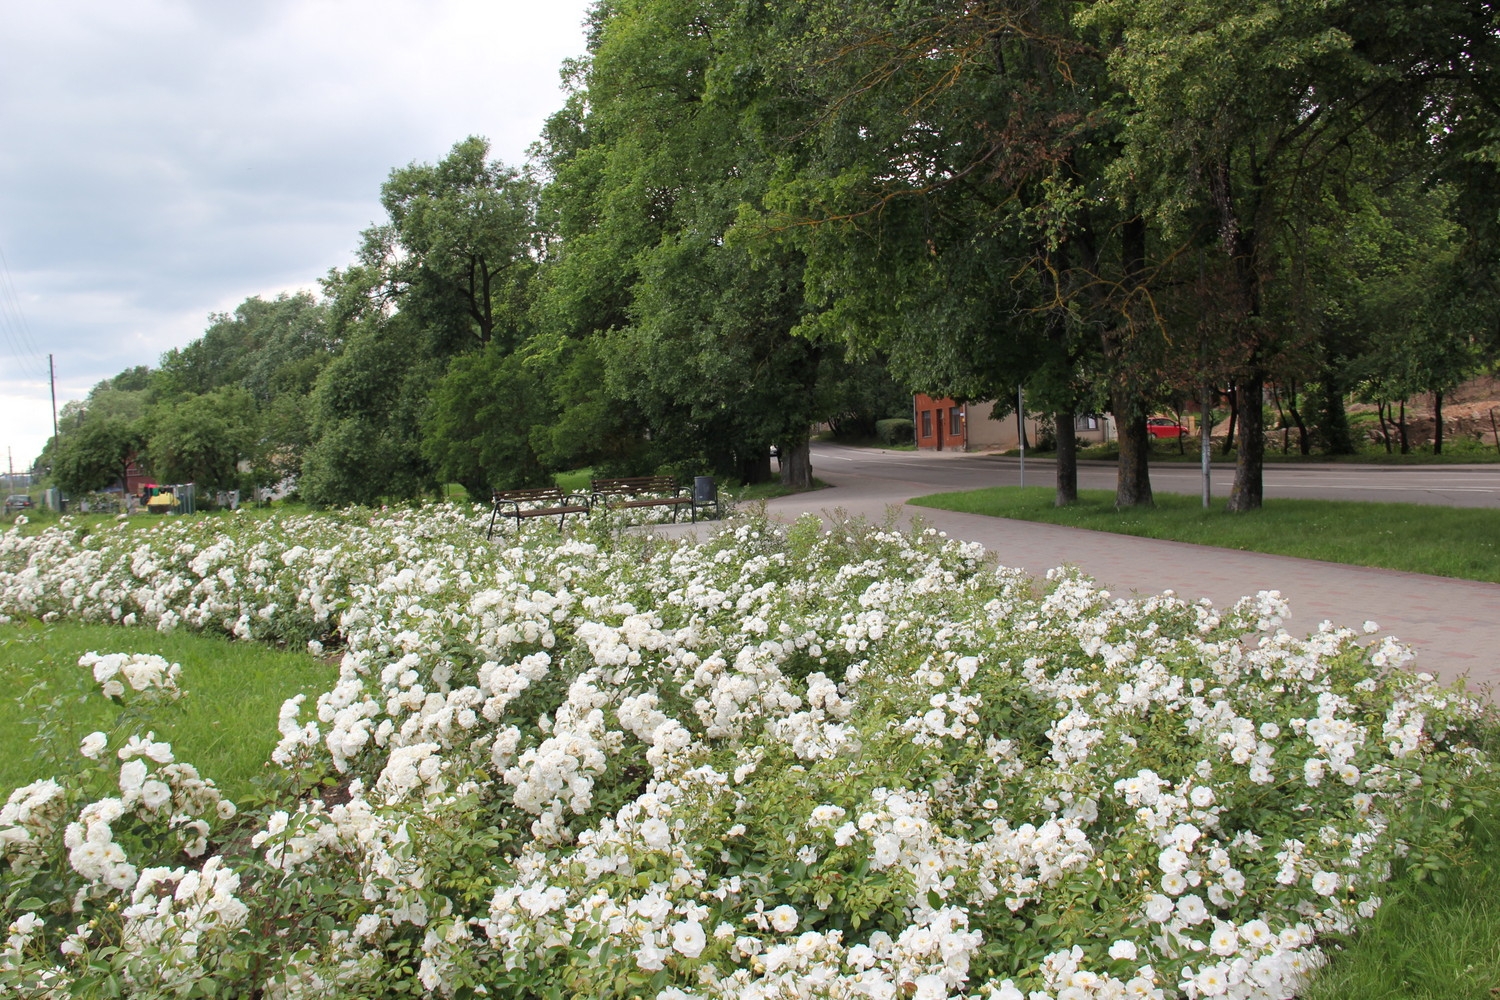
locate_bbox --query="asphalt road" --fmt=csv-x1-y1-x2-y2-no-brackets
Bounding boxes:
814,444,1500,507
687,443,1500,692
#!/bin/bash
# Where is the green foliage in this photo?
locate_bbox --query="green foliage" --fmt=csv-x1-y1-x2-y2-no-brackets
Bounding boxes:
300,313,441,506
41,0,1500,520
374,136,540,352
145,386,261,494
421,340,554,493
874,418,914,446
50,416,143,498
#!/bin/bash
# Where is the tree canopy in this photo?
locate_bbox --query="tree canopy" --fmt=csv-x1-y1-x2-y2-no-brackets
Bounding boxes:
39,0,1500,510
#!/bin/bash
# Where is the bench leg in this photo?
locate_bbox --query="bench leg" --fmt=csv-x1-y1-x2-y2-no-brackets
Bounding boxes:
487,505,500,540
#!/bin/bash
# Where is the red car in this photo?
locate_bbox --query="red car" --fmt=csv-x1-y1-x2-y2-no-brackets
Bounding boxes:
1147,417,1187,439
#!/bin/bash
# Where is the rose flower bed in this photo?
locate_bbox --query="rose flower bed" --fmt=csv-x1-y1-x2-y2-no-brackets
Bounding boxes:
0,506,1492,998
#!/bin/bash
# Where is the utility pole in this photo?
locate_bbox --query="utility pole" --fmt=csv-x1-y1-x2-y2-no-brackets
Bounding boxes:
1201,383,1213,508
1017,384,1025,489
49,354,58,443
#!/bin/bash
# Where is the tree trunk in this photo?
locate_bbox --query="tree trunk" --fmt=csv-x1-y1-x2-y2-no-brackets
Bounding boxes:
1271,383,1288,454
779,433,813,489
1377,402,1392,453
1107,216,1152,508
1054,410,1078,506
1286,381,1309,455
738,450,773,485
1433,390,1444,455
1227,372,1264,511
1398,399,1409,454
1113,389,1154,508
1317,371,1356,455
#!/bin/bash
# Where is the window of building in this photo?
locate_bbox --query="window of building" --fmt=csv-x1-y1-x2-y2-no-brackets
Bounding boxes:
949,407,961,437
921,409,933,438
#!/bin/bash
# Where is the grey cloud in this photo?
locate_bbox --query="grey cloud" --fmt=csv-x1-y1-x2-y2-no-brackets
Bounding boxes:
0,0,592,464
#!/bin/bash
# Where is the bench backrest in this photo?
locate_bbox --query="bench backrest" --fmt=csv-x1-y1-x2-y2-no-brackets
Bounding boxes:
493,487,569,503
591,476,679,495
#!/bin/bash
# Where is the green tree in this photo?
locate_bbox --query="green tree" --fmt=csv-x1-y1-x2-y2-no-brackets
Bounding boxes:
302,138,544,503
40,380,149,500
1080,0,1500,508
154,293,337,486
145,387,261,494
535,0,838,488
299,312,441,507
421,340,554,495
737,0,1148,506
357,137,541,353
51,418,142,502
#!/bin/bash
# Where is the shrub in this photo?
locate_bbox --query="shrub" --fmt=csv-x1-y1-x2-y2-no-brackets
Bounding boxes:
0,508,1491,998
876,418,915,445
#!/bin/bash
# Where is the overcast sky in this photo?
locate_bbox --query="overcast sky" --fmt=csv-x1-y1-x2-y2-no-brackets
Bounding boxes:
0,0,595,470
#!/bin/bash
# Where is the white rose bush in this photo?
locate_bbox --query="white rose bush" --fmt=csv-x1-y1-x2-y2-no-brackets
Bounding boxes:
0,505,1492,997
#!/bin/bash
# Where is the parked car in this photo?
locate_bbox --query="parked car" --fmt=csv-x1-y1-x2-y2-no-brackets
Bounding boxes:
4,494,34,512
1146,417,1188,439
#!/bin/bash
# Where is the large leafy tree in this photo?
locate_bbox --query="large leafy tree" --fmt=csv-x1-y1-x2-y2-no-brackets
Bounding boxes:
154,292,337,487
421,340,554,494
50,418,143,501
1081,0,1500,508
352,137,542,353
733,0,1159,506
534,0,862,488
145,387,261,494
305,139,545,499
299,311,443,506
43,380,149,502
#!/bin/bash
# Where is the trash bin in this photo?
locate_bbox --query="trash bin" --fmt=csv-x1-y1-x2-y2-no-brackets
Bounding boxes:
692,476,718,521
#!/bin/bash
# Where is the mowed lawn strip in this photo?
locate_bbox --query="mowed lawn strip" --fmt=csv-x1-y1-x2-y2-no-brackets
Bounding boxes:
0,621,337,802
908,487,1500,584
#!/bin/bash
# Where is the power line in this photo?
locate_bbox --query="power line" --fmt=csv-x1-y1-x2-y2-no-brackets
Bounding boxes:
0,242,52,384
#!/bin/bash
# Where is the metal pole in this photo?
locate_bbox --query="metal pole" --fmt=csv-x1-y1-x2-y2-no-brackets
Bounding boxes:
1201,382,1213,508
49,354,58,443
1017,384,1025,489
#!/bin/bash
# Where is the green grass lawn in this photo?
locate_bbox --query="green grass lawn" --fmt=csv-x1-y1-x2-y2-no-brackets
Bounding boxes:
0,621,336,803
1303,739,1500,1000
908,486,1500,583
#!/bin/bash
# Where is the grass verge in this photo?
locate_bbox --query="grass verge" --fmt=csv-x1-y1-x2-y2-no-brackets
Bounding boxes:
908,486,1500,583
0,620,337,803
1003,444,1500,465
1303,730,1500,1000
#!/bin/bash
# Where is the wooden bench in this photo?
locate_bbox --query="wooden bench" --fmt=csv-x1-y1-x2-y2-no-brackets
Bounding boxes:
487,488,592,538
590,476,705,522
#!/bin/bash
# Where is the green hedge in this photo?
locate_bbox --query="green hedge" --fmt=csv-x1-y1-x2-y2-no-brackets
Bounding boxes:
875,417,914,445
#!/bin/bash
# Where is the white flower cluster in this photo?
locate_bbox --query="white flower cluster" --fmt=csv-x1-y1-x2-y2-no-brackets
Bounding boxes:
117,857,249,993
78,651,182,701
0,507,1490,999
